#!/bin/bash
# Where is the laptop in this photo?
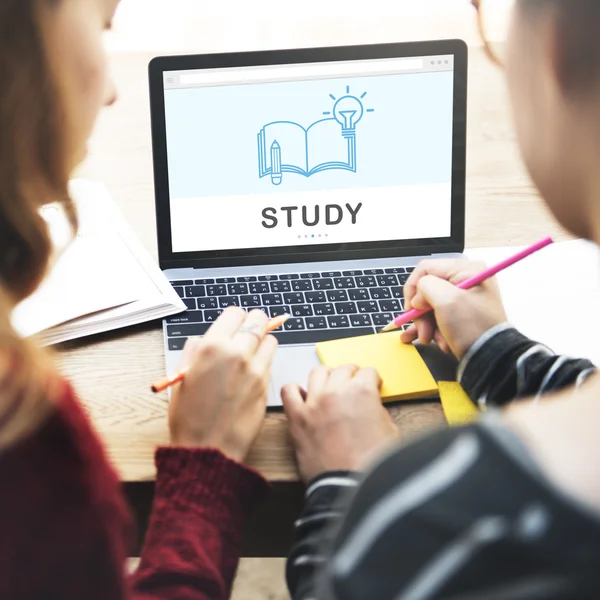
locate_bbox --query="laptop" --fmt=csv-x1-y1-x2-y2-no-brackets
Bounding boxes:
149,40,468,406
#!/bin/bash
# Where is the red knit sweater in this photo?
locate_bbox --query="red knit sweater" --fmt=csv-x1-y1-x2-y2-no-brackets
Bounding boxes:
0,379,268,599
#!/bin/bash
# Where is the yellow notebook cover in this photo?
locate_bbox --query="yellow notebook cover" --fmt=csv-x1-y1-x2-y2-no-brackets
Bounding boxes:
316,333,438,403
438,381,480,426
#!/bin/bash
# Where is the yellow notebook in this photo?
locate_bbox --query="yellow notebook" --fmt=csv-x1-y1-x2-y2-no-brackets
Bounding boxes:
316,333,438,403
438,381,480,426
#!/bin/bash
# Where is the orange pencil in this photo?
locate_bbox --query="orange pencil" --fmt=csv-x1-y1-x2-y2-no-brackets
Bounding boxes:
151,313,290,393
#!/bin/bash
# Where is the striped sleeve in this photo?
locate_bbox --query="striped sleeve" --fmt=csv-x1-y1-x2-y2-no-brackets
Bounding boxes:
287,426,600,600
458,323,596,408
287,472,360,599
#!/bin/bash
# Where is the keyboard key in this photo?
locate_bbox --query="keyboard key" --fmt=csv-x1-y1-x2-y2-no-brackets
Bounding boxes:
350,314,372,327
270,281,291,293
380,299,402,312
372,312,394,326
166,311,205,324
271,327,373,345
185,285,205,298
313,278,334,290
384,268,406,274
364,269,384,275
321,271,341,277
236,276,257,282
357,301,378,313
406,267,415,273
228,283,248,295
349,289,369,301
334,277,355,289
391,287,404,299
292,305,313,317
356,276,377,288
306,316,327,329
197,297,218,309
335,302,358,315
256,306,269,315
292,280,312,292
305,290,326,303
205,309,223,322
183,298,196,310
342,269,363,276
258,275,279,281
173,287,184,298
168,337,188,351
283,292,305,305
377,275,398,286
398,274,410,285
300,273,321,279
269,305,290,318
195,278,214,285
279,274,299,280
219,296,240,308
327,290,348,302
263,294,283,306
327,315,350,328
370,287,391,300
241,295,261,307
172,280,193,286
167,323,211,337
216,277,236,283
206,285,226,296
314,303,335,316
284,318,306,331
250,282,269,294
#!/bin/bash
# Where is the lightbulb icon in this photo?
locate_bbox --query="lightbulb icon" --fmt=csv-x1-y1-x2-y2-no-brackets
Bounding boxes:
325,86,374,134
333,95,364,132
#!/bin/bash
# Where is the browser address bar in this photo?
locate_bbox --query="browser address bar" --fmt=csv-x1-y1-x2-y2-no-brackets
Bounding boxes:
177,58,425,87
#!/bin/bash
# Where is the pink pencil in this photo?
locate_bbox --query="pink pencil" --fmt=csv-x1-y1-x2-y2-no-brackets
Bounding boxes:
379,236,554,334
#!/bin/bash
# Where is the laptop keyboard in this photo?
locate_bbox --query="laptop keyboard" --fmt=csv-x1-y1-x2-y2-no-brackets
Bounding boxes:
165,267,415,350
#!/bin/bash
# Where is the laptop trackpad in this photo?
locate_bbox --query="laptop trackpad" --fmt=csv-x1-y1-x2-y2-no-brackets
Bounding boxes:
268,345,321,407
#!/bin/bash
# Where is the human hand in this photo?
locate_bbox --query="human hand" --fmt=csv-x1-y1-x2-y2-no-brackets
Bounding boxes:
281,365,399,483
400,259,507,359
169,307,278,462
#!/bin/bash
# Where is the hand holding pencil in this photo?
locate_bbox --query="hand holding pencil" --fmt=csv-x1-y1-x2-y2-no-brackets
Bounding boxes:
397,238,552,359
163,307,284,462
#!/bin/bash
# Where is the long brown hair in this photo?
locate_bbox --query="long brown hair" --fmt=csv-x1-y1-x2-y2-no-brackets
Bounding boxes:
0,0,77,449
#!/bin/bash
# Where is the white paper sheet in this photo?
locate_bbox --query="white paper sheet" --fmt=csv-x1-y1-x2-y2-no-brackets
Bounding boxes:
467,239,600,366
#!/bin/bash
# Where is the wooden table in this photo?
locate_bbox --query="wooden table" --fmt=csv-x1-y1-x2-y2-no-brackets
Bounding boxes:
57,46,567,556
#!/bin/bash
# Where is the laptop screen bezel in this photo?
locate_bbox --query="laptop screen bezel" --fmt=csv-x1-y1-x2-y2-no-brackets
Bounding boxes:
149,40,468,271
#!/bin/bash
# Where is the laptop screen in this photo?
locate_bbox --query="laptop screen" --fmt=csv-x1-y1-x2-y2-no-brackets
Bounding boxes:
162,54,455,255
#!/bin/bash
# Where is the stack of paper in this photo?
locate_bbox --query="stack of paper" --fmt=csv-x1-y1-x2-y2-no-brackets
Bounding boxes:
11,180,185,345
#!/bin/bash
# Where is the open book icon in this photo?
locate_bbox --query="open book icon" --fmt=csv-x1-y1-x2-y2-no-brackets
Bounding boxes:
257,87,373,186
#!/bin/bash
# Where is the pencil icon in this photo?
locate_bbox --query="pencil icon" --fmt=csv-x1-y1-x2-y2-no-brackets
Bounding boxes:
270,140,282,185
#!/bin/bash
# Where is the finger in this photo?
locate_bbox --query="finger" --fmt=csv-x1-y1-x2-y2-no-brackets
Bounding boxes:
231,309,270,358
414,314,436,345
281,383,306,420
434,331,452,354
203,306,247,341
404,259,487,307
353,367,383,390
417,275,463,311
179,336,203,369
400,324,418,344
328,364,360,388
250,334,279,376
306,365,331,399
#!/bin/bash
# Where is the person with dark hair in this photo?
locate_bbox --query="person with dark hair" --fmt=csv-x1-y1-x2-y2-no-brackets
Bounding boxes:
0,1,278,598
284,2,600,598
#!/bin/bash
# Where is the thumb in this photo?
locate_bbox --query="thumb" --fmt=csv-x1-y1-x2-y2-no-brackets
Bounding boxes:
281,383,306,421
412,275,462,311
